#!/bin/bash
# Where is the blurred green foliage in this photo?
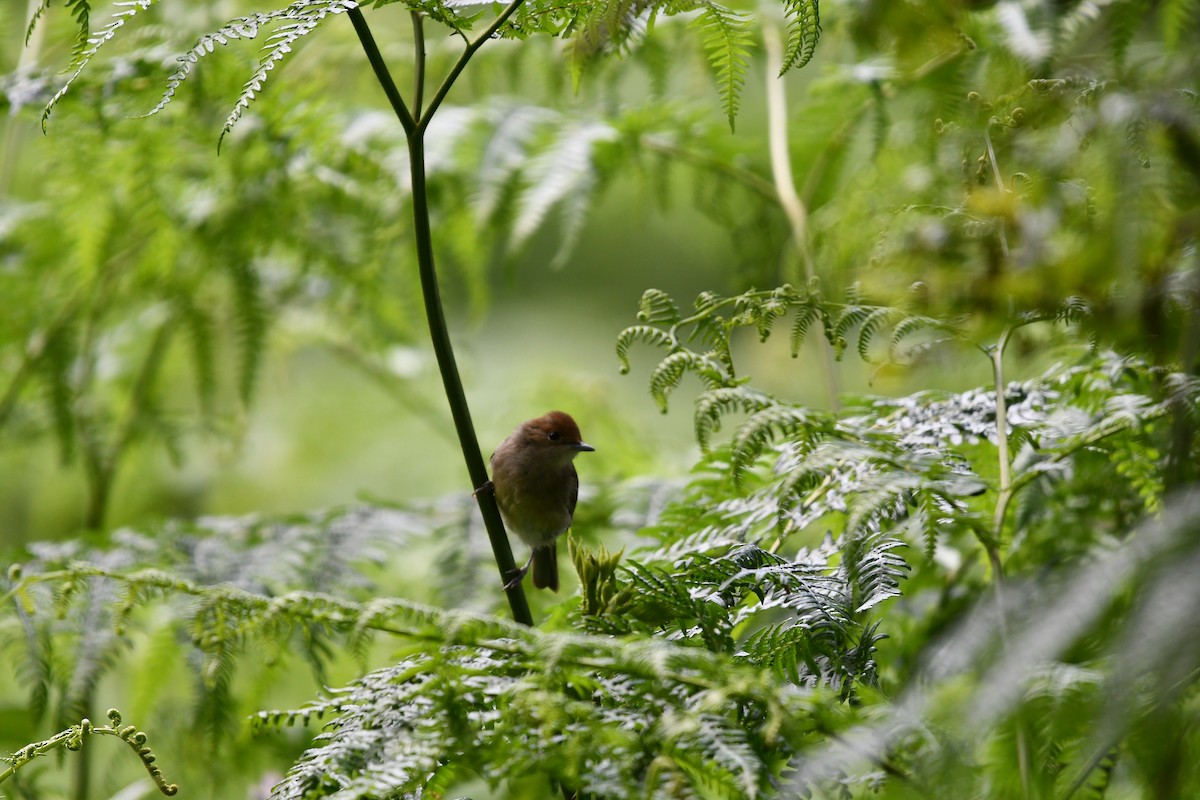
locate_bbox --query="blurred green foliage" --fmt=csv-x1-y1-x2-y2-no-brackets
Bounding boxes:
2,0,1199,798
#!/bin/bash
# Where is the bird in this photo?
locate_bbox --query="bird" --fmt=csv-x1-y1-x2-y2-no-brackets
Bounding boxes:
482,411,594,592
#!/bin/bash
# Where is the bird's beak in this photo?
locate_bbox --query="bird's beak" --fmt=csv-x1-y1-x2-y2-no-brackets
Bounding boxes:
574,442,595,452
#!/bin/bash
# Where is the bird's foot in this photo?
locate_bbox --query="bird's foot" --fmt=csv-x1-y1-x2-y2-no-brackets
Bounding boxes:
503,550,536,591
502,564,529,591
473,480,494,498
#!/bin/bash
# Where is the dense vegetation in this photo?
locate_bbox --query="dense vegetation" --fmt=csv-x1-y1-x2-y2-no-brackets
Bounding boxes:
2,0,1198,798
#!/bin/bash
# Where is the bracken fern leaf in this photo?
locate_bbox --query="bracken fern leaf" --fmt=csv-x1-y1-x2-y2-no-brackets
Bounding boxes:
779,0,820,74
41,0,158,132
693,1,753,131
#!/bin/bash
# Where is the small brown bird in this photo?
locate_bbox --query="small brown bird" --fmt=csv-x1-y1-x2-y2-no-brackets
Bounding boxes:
485,411,594,592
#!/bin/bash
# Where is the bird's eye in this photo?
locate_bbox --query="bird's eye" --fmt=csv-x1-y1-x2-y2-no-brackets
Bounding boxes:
547,430,562,442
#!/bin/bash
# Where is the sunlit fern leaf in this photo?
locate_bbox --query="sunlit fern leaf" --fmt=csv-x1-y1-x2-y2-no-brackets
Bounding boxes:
511,119,616,259
615,324,675,374
41,0,157,132
730,405,826,480
473,103,556,223
837,530,906,615
694,386,775,451
843,469,918,537
141,5,331,121
779,0,820,74
662,714,762,798
376,0,474,30
219,0,360,150
693,1,753,131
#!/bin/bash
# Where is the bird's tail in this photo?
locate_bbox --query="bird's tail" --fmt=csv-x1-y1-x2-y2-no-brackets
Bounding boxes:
531,544,559,592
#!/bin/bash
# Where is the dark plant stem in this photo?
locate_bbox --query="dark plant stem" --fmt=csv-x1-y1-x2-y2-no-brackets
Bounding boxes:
410,10,426,119
348,5,533,626
348,8,414,134
406,133,532,625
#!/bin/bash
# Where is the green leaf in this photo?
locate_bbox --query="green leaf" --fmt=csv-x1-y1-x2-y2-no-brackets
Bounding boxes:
693,1,753,131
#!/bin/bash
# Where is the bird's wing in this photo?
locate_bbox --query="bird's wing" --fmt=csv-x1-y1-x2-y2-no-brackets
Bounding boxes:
567,464,579,517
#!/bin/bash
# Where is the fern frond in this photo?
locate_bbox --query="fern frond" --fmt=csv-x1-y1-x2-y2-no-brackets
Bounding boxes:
562,0,651,87
177,299,217,414
829,304,873,358
855,306,901,361
226,261,266,405
779,0,821,74
1160,0,1199,50
694,386,775,451
693,1,753,131
839,532,907,613
615,324,675,374
1106,0,1144,68
638,287,682,324
729,405,826,479
789,301,822,357
142,4,332,120
511,119,616,258
219,0,359,149
42,0,158,132
24,0,54,46
888,314,948,362
649,350,729,412
38,322,79,464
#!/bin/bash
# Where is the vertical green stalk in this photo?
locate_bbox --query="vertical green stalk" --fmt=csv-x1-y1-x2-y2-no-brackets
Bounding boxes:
348,5,533,626
987,326,1032,800
988,328,1014,585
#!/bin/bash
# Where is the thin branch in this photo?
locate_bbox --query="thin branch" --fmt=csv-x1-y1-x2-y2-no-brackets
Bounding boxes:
347,0,533,624
347,6,415,136
416,0,526,133
411,11,426,119
407,132,532,625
